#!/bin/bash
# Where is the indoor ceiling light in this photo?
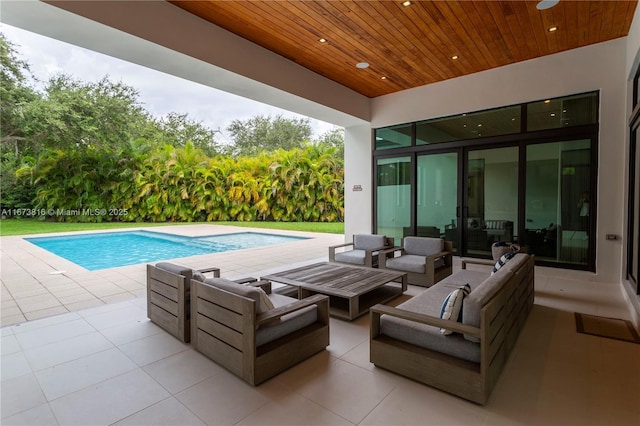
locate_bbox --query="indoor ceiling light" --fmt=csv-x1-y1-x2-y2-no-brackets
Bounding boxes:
402,1,412,7
381,76,387,80
536,0,559,10
548,26,558,32
356,62,370,69
451,55,459,60
318,38,327,43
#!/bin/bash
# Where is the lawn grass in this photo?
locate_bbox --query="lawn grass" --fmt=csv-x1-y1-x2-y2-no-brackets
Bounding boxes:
0,218,344,236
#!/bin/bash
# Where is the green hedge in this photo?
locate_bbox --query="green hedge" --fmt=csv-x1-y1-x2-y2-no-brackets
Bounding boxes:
18,142,344,223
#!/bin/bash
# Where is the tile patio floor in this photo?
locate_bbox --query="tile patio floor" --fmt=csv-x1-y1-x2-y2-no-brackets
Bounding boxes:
1,225,639,425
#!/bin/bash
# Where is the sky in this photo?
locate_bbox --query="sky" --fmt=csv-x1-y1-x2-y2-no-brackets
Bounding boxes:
0,24,338,145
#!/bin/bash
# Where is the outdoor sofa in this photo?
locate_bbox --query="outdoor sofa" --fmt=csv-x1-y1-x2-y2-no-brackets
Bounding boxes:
370,253,534,404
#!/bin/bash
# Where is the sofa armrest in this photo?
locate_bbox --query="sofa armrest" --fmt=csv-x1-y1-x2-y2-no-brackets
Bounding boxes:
461,258,495,270
256,294,329,325
197,266,221,278
370,304,481,340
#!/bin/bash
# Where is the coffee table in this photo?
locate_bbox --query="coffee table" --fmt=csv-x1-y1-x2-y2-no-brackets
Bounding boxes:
261,262,407,320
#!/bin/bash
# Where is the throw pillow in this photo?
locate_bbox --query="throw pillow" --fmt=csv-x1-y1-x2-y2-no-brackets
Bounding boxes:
491,252,516,275
439,283,471,335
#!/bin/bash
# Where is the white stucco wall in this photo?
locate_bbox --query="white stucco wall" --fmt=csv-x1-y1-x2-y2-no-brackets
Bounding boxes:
624,5,640,329
347,39,628,284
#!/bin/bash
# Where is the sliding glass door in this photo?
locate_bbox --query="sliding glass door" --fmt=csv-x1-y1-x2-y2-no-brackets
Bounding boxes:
465,147,519,256
525,140,593,266
376,156,411,245
416,152,459,252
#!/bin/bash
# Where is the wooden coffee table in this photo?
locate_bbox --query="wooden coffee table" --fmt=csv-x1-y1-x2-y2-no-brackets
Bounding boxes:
261,262,407,320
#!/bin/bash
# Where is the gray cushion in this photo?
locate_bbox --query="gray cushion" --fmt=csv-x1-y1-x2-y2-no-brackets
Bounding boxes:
203,277,274,313
354,234,385,250
155,262,206,281
462,270,514,342
380,284,481,363
403,237,443,256
385,254,445,274
256,294,317,347
334,249,367,265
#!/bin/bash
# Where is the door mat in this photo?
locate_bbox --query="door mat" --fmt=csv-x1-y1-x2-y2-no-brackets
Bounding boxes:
575,313,640,344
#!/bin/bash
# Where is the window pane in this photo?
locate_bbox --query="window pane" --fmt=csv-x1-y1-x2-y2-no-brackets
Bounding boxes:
525,140,591,266
416,106,521,145
376,157,411,243
527,92,597,131
375,124,412,150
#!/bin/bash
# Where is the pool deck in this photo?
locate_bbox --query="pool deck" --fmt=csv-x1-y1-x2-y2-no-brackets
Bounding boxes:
0,225,344,326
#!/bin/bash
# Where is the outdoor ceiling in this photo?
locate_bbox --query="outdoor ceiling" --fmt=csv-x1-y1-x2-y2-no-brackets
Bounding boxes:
170,0,637,98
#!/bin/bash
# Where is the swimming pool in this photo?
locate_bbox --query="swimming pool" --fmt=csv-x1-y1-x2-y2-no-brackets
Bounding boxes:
26,230,307,271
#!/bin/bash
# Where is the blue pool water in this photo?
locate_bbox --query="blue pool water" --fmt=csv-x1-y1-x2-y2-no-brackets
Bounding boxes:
26,230,306,271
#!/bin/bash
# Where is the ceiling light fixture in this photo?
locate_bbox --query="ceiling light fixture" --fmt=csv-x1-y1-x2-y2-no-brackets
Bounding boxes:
544,99,551,104
451,55,459,60
318,38,327,43
381,76,387,80
548,26,558,32
536,0,559,11
402,1,412,7
356,62,370,69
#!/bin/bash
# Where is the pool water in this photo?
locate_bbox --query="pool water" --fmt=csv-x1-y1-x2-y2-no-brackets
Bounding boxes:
26,230,307,271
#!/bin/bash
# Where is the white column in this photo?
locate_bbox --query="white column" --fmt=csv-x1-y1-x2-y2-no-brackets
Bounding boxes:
344,124,373,242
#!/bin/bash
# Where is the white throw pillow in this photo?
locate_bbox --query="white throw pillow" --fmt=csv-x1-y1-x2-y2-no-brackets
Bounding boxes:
439,284,471,335
491,252,516,276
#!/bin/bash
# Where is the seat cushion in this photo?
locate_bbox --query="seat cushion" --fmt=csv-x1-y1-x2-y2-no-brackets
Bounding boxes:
354,234,385,250
385,254,444,274
256,294,318,347
380,284,481,363
403,237,443,256
203,277,274,313
334,249,366,265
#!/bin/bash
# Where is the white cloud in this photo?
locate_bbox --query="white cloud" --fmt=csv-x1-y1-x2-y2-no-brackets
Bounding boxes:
1,24,338,140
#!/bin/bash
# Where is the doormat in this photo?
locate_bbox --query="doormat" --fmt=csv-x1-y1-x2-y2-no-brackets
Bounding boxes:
575,313,640,344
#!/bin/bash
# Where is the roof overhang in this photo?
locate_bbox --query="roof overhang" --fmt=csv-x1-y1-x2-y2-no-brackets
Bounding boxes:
0,0,370,128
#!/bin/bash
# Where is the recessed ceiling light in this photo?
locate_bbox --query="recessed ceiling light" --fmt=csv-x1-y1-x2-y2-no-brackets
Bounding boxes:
356,62,370,69
381,76,387,80
544,99,551,104
402,1,412,7
537,0,559,10
451,55,459,60
548,26,558,32
318,38,327,43
550,113,556,117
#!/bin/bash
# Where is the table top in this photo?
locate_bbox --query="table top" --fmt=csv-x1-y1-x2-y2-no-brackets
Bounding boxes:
261,262,405,298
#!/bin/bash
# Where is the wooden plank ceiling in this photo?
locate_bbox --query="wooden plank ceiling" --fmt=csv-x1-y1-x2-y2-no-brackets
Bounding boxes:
170,0,637,98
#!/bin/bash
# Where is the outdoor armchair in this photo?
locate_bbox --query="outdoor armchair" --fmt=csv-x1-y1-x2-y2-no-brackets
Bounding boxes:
190,277,330,386
329,234,394,268
379,237,453,287
146,262,260,343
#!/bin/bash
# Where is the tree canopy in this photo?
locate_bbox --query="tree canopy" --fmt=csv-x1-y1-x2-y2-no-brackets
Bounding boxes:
0,32,345,221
